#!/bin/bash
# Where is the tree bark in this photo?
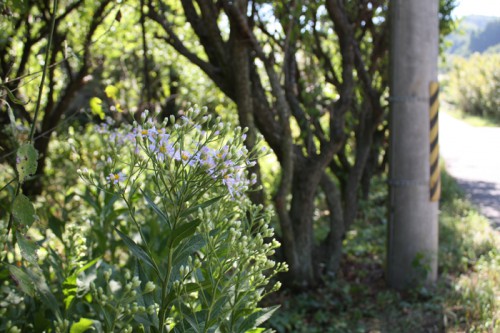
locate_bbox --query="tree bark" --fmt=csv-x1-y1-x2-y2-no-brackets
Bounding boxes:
321,173,345,274
287,160,324,287
229,0,265,206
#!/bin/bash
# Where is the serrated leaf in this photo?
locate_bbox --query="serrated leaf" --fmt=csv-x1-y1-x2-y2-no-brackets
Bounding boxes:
115,228,158,275
70,317,94,333
17,233,39,266
16,143,38,183
9,265,35,296
12,193,37,228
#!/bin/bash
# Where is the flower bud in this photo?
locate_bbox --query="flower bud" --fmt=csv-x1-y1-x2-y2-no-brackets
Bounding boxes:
144,281,156,293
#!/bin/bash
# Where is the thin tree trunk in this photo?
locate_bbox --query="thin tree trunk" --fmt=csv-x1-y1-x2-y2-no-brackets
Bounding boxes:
231,1,265,205
162,67,179,120
321,173,345,273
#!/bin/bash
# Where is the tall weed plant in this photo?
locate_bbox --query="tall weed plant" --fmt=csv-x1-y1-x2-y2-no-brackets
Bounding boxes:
0,106,285,332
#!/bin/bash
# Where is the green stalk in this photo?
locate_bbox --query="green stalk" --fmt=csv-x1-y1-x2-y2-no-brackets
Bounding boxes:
158,251,173,333
29,0,59,142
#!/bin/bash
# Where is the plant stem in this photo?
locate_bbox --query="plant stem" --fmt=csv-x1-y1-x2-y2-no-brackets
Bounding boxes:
122,194,162,279
29,0,59,142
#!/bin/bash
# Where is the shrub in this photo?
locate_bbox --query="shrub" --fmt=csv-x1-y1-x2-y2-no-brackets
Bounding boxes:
447,53,500,122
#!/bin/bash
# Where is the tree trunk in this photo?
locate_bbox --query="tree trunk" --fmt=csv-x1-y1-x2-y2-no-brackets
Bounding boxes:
286,161,324,287
321,173,345,274
230,4,265,206
162,67,179,120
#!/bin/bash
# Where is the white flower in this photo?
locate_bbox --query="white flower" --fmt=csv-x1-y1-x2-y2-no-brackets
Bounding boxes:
107,171,126,184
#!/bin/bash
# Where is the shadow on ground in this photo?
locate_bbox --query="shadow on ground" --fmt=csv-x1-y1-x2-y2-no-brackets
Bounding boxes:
454,178,500,228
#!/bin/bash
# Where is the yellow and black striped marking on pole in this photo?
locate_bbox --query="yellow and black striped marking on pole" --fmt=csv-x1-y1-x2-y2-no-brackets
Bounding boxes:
429,82,440,202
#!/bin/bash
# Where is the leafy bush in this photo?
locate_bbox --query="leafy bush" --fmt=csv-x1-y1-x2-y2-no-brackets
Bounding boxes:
0,107,285,332
446,53,500,122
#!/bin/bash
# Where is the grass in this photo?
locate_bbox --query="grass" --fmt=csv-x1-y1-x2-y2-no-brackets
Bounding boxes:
443,103,500,127
264,169,500,332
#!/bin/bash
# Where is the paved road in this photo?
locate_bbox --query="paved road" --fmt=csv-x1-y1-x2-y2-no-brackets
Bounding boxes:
440,111,500,228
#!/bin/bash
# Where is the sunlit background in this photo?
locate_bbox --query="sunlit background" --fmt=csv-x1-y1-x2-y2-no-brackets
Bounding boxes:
454,0,500,17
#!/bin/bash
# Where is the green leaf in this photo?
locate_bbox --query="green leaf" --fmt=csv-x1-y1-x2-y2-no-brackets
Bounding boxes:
48,214,65,240
63,257,100,310
253,306,280,327
246,328,265,333
181,308,206,333
135,262,159,327
141,189,170,228
16,233,39,266
180,196,223,218
28,269,60,314
237,306,280,332
170,219,201,248
9,265,60,316
6,86,29,105
171,234,206,267
70,317,94,333
90,97,105,120
12,193,37,228
8,265,35,296
183,281,211,294
63,277,77,310
16,143,38,183
115,228,158,275
76,257,100,276
6,101,18,136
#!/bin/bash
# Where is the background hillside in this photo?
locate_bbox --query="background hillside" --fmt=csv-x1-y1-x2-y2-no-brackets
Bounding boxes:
445,15,500,55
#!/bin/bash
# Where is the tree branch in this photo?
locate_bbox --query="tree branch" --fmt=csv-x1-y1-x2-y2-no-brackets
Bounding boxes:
147,2,228,96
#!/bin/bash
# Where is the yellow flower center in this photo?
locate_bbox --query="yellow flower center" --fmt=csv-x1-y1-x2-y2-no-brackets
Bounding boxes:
181,153,189,161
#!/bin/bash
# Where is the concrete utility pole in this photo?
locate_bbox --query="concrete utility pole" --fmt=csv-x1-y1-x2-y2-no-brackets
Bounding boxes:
387,0,440,289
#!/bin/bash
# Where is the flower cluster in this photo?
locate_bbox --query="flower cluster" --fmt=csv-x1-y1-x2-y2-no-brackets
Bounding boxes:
100,108,259,198
75,106,284,332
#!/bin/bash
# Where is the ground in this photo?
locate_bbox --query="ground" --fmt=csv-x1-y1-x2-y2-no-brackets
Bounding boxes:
440,110,500,228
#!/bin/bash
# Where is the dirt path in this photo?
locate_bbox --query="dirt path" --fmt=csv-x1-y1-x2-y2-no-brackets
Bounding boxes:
440,111,500,228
